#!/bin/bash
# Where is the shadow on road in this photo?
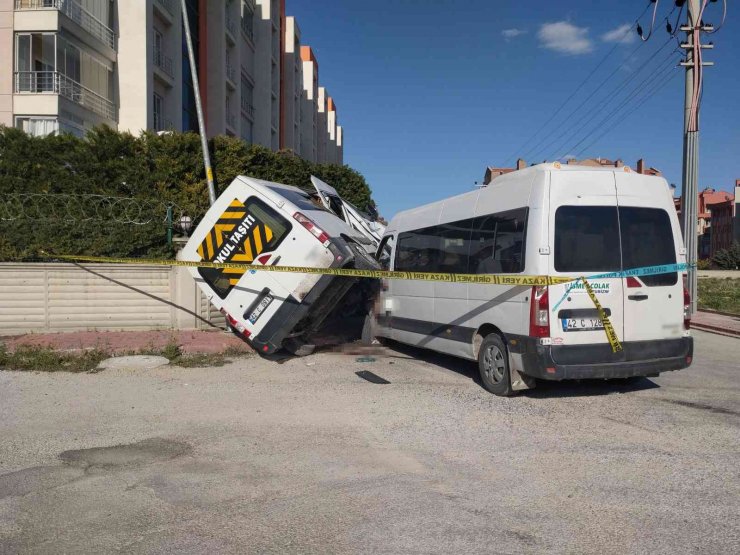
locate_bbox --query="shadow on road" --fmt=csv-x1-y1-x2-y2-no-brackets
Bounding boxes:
382,340,660,398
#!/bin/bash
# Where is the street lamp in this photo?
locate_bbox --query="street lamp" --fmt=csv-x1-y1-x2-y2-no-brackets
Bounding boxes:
179,214,193,237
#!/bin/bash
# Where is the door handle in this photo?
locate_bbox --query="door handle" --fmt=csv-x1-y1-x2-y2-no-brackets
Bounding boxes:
628,294,648,301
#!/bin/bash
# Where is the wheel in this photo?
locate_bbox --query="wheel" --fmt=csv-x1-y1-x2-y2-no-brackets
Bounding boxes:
478,334,514,396
283,337,316,357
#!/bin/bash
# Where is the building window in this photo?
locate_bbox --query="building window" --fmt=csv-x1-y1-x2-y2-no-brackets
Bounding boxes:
153,93,164,131
15,116,58,137
241,0,254,42
241,115,253,143
241,74,254,118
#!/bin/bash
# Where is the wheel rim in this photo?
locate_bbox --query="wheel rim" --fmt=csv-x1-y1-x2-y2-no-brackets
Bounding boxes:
482,344,506,384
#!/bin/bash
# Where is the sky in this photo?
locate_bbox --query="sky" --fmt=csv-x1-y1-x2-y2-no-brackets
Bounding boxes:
288,0,739,219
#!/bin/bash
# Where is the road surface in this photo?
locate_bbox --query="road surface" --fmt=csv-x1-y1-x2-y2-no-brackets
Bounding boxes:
1,331,738,553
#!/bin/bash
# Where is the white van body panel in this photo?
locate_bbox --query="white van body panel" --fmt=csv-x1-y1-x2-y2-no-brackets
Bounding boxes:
182,176,379,354
374,163,692,383
310,176,386,247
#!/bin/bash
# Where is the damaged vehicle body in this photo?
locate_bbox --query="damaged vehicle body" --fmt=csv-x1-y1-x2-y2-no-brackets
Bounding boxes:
181,176,380,356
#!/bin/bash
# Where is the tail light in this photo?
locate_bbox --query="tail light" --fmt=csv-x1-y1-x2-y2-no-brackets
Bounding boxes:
293,212,330,247
529,285,550,338
683,283,691,330
220,308,252,338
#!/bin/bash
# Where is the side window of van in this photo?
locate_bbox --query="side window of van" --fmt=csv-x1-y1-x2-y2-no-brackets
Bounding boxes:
376,235,395,270
395,208,528,275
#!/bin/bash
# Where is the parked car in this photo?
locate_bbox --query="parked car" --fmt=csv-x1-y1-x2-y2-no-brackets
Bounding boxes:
181,176,380,356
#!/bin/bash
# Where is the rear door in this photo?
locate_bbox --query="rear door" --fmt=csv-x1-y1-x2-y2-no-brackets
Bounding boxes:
615,173,684,341
548,170,625,348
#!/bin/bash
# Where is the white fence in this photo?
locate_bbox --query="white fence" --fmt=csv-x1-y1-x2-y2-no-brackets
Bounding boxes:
0,263,225,336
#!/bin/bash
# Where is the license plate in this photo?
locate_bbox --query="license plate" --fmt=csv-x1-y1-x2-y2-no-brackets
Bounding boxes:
248,294,273,324
561,318,604,332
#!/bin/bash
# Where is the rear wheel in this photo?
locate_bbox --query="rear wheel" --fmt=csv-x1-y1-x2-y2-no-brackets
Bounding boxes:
478,334,514,397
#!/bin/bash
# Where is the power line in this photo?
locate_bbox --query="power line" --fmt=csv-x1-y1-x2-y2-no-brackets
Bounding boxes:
501,0,654,166
559,51,680,159
533,36,675,162
573,65,682,158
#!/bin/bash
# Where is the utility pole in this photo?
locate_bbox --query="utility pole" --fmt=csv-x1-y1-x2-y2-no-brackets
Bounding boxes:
181,0,217,206
679,0,714,314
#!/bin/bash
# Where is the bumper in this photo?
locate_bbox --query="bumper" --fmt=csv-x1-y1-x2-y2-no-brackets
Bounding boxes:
519,336,693,380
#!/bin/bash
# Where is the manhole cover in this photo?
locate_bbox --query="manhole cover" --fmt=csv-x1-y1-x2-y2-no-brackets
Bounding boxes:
97,355,170,371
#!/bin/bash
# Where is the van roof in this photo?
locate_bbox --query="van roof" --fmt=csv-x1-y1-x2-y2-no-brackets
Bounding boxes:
388,162,666,229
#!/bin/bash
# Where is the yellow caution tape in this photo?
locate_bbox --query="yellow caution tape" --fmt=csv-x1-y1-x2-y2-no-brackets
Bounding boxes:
43,253,621,350
580,277,623,353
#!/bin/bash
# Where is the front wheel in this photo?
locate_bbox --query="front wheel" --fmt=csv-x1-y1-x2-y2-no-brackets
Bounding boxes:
478,334,514,396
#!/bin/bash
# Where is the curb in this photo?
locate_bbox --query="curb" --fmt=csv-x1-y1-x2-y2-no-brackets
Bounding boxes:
698,308,740,318
691,323,740,339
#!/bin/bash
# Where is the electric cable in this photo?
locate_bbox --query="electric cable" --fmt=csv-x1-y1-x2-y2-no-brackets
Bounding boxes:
536,36,675,162
638,0,661,41
501,0,655,166
573,64,682,158
564,53,681,159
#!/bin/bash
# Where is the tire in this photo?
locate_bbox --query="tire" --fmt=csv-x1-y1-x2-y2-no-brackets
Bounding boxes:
478,334,514,397
283,337,316,357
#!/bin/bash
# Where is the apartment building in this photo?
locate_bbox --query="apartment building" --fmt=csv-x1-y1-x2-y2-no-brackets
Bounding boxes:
1,0,344,164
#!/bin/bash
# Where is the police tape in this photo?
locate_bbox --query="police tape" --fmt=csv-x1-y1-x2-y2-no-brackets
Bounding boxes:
42,254,691,355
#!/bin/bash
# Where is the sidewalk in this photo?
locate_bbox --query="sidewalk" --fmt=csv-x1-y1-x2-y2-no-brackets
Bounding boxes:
693,311,740,338
2,330,253,355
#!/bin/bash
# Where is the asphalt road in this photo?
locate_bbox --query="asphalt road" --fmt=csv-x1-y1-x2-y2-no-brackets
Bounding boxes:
1,331,738,554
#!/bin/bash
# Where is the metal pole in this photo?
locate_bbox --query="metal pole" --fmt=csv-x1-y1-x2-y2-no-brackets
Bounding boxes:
181,0,217,206
166,204,173,247
680,0,701,315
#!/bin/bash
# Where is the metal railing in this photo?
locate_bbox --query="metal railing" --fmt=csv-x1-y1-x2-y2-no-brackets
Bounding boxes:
153,0,174,16
14,71,115,120
153,49,174,79
241,97,255,118
225,16,237,40
226,63,236,83
15,0,115,49
241,17,254,42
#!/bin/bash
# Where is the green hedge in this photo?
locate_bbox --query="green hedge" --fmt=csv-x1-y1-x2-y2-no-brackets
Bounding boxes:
0,126,375,260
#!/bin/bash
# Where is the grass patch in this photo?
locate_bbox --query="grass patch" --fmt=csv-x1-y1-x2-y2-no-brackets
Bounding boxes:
697,278,740,315
0,341,252,373
0,344,109,373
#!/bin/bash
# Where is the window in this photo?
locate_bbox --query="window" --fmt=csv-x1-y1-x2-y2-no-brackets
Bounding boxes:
619,207,677,286
267,187,329,213
376,236,395,270
153,93,164,130
555,206,621,272
15,117,58,137
198,197,290,298
395,208,528,275
555,205,677,285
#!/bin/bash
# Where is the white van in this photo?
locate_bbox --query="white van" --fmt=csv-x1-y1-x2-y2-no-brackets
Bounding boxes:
369,163,693,396
310,176,386,250
181,176,379,355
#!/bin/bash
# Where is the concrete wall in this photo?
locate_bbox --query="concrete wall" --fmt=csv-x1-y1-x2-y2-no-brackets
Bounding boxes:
0,263,225,336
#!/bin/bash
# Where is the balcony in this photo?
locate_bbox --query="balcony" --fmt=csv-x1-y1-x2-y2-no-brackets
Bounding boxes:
226,112,236,131
225,16,236,45
241,97,255,119
225,63,236,88
153,0,175,24
15,0,115,49
153,48,174,81
241,17,254,43
14,71,115,120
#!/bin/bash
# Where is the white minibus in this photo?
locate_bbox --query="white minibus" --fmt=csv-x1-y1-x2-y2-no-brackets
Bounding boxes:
368,163,693,396
182,176,379,356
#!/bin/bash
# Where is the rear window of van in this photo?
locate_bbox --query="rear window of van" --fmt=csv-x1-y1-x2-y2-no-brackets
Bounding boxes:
555,206,677,286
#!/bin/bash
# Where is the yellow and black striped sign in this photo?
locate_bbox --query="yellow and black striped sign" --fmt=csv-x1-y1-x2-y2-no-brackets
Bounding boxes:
196,199,275,290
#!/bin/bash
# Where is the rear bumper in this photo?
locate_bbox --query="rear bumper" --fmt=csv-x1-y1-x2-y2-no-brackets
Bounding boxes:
518,336,693,380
